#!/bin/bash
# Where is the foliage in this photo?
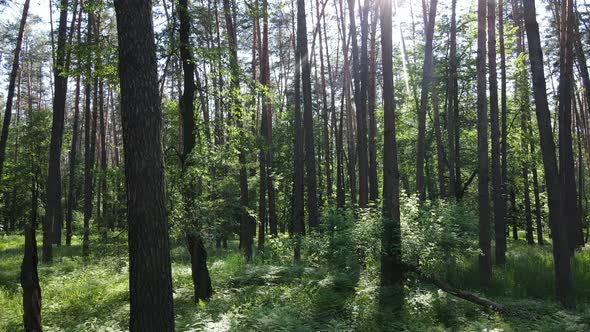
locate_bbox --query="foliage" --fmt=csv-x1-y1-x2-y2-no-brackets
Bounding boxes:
3,202,590,331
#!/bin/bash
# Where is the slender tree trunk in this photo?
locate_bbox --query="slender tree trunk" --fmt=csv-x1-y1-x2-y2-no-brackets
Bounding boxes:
9,67,21,233
299,0,319,229
82,10,94,257
65,4,82,246
347,0,367,208
380,0,402,289
99,81,108,236
432,78,445,198
510,190,518,240
338,0,354,208
358,0,370,207
574,15,590,117
44,0,69,261
0,0,30,183
315,0,332,201
448,0,458,199
477,0,492,285
523,0,575,309
258,0,268,250
21,218,42,332
223,0,253,261
556,0,583,254
114,0,176,329
260,0,277,237
530,112,544,246
91,76,98,227
489,0,507,262
333,0,346,209
575,102,584,247
368,8,378,202
416,0,438,201
523,155,534,244
66,76,81,246
498,0,508,264
178,0,213,300
292,0,305,260
110,89,120,168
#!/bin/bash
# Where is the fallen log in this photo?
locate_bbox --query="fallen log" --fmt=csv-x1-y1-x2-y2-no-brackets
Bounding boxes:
404,264,507,314
428,277,507,313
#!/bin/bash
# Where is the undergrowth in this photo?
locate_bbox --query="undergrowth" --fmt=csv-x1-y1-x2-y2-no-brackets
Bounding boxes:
1,197,590,331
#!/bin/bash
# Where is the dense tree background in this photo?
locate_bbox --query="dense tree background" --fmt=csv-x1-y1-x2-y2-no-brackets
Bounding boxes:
1,0,590,330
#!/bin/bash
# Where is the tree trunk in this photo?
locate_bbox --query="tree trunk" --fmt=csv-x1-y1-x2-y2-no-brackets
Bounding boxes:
447,0,458,199
21,221,42,332
99,81,108,236
477,0,492,285
368,8,378,202
380,0,402,288
262,0,277,237
416,0,438,201
65,4,83,245
523,0,575,309
432,78,445,198
346,0,367,208
9,67,21,233
223,0,252,261
113,0,176,329
556,0,583,254
315,0,332,201
530,118,544,246
298,0,319,229
0,0,30,183
44,0,69,261
66,76,81,246
187,233,213,301
292,0,305,260
82,10,94,258
178,0,213,300
498,0,508,265
489,0,506,262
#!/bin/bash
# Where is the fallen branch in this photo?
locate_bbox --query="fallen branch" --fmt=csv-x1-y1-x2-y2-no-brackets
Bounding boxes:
428,277,507,313
404,264,507,314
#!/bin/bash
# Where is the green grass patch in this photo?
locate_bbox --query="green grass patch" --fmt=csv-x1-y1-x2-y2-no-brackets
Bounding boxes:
2,223,590,331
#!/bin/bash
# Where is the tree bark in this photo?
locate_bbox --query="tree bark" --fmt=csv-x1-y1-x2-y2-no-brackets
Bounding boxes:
477,0,492,285
523,0,575,309
316,0,332,201
498,0,508,264
178,0,213,301
368,7,378,202
556,0,583,254
21,221,42,332
0,0,30,183
99,81,108,235
416,0,438,201
432,78,445,198
292,0,305,260
113,0,176,329
82,9,94,257
380,0,402,288
346,0,367,208
297,0,319,229
223,0,253,261
447,0,458,199
44,0,69,261
65,4,83,246
489,0,507,262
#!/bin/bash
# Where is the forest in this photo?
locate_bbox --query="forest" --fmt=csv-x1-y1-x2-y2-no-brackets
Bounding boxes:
1,0,590,330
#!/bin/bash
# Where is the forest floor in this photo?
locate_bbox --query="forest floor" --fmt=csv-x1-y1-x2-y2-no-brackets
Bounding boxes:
1,231,590,331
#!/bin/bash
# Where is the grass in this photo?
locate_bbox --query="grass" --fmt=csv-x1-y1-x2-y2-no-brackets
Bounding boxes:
1,230,590,331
